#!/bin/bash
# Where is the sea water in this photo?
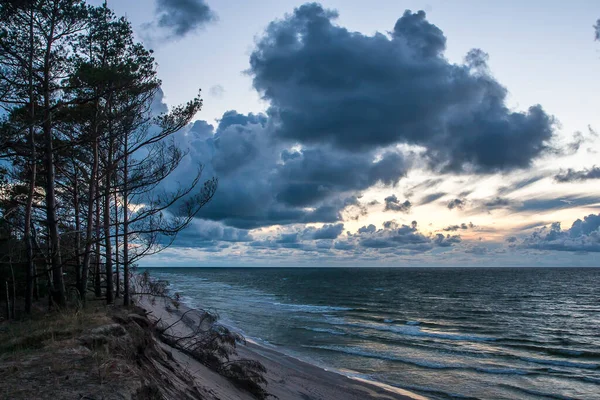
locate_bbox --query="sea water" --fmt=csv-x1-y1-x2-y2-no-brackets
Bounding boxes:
145,267,600,400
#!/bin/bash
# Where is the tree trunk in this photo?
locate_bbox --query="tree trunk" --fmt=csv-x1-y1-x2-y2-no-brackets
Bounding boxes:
74,164,82,293
80,133,98,302
10,260,16,318
33,268,39,301
94,196,102,298
123,133,130,306
103,133,114,304
24,6,36,314
114,186,120,298
44,113,65,307
42,4,65,307
5,281,10,320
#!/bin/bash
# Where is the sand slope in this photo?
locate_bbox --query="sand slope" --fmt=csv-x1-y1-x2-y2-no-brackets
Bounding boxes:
137,295,426,400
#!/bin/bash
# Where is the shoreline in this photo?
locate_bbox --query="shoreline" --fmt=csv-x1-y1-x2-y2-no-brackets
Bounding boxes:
135,292,427,400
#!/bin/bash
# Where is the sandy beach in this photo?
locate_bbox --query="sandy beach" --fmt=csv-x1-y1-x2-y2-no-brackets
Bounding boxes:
136,294,427,400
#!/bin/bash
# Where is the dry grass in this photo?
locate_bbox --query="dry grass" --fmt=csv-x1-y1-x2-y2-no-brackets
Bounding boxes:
0,306,111,356
0,304,205,399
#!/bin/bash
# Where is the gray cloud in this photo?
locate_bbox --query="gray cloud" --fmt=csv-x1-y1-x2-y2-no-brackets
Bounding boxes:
518,196,600,212
464,244,487,255
248,4,555,173
554,167,600,183
434,233,462,247
355,221,432,251
496,174,547,196
154,0,216,38
522,214,600,252
384,195,412,212
447,198,466,210
172,219,253,249
216,110,268,132
166,105,408,229
562,127,599,156
248,223,345,253
484,197,514,210
276,232,300,244
515,221,554,232
276,148,408,207
595,19,599,41
443,222,473,232
209,84,225,98
418,192,447,206
468,195,600,215
303,223,345,240
405,178,443,198
331,220,461,253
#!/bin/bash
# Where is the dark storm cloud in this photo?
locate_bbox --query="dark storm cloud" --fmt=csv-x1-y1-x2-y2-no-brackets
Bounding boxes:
168,111,308,229
154,0,216,38
384,195,412,212
275,148,408,207
447,198,466,210
172,219,253,248
522,214,600,252
554,167,600,183
248,4,555,173
166,104,408,229
217,110,268,131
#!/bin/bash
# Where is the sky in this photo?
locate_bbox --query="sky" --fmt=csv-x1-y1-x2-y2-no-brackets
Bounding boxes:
93,0,600,267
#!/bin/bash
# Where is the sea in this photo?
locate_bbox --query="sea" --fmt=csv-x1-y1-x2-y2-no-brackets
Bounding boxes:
145,267,600,400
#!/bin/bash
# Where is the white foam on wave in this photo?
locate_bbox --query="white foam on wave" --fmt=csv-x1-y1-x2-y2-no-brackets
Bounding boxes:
271,302,353,313
300,326,347,335
520,357,599,370
328,320,496,342
475,367,529,375
305,345,532,376
583,376,600,384
305,345,450,369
